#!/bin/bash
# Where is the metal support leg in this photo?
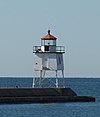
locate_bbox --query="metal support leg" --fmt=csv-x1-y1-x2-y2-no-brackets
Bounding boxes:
32,78,35,88
40,70,43,87
56,70,58,88
62,70,65,88
43,70,45,78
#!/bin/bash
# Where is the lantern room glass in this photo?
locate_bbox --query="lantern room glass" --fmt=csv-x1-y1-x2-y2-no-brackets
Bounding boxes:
41,40,56,46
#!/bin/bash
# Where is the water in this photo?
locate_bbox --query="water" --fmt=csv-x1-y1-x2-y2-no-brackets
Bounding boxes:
0,77,100,117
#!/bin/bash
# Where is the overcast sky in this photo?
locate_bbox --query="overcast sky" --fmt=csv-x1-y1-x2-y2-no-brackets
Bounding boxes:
0,0,100,77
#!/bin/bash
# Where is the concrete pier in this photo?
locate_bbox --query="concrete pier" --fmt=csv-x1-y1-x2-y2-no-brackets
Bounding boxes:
0,88,95,104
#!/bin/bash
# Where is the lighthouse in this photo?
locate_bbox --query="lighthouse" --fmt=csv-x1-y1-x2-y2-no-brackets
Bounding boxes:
33,30,65,87
0,30,95,104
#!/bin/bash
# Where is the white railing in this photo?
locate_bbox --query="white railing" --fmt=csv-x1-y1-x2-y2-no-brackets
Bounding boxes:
33,46,65,53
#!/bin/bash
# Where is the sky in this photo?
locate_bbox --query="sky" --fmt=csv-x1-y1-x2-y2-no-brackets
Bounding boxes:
0,0,100,77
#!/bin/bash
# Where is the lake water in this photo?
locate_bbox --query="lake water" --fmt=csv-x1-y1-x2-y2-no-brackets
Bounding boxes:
0,77,100,117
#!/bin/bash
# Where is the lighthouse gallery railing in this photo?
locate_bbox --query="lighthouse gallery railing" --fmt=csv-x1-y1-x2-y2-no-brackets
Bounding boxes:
33,46,65,53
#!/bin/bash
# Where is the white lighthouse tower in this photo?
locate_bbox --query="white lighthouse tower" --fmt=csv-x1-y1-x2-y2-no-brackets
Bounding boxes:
33,30,65,88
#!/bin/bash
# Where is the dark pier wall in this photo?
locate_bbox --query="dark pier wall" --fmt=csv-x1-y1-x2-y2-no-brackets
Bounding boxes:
0,88,95,104
0,88,77,97
0,96,95,104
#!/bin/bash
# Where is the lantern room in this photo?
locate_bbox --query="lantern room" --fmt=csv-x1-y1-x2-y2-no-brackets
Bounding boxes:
41,30,57,46
41,30,57,52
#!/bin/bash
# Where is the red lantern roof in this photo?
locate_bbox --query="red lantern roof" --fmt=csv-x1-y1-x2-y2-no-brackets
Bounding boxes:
41,30,57,40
